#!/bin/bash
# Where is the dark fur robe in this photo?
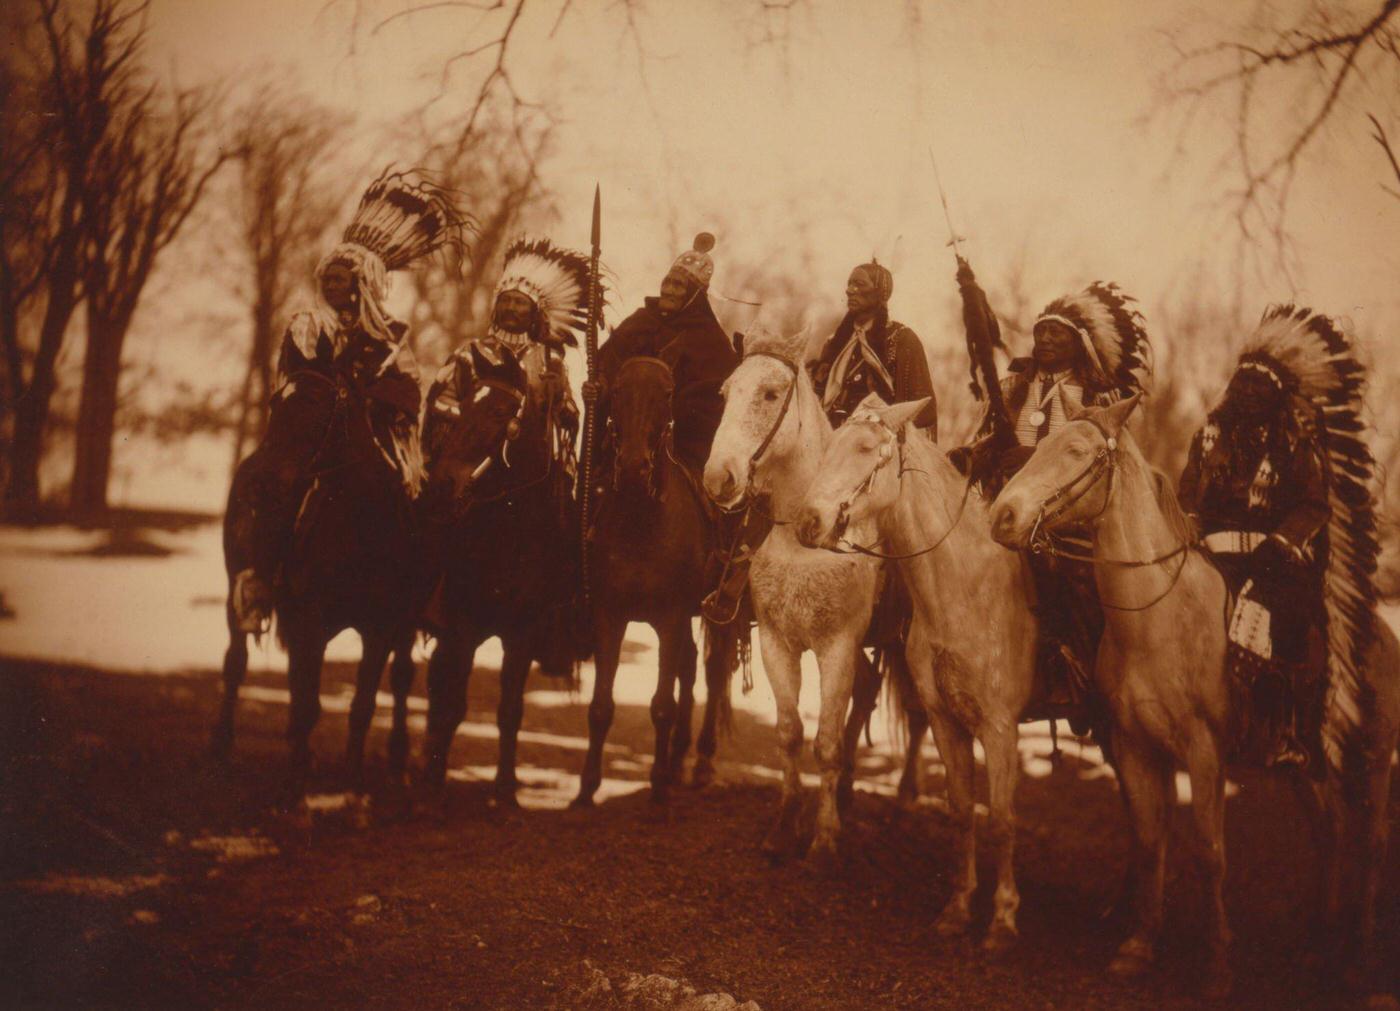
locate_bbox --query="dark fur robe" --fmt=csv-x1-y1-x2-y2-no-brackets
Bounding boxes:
597,293,738,469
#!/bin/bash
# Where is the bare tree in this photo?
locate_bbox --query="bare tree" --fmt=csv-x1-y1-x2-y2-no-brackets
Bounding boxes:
1,0,144,519
70,72,231,517
1155,0,1400,262
224,83,348,479
390,102,556,367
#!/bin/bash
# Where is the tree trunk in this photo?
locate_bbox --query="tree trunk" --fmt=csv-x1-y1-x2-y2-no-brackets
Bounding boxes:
69,309,130,519
2,258,80,521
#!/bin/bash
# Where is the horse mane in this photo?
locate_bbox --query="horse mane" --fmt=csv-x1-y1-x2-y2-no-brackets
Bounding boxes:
742,324,810,365
1149,465,1197,545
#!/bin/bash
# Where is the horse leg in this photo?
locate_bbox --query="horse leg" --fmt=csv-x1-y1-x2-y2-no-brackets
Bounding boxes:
284,635,327,802
493,639,531,808
927,708,977,936
647,616,684,807
1108,742,1173,978
982,722,1022,954
893,654,929,809
386,632,417,780
1184,732,1231,997
811,637,859,871
424,632,472,787
758,632,804,862
345,631,392,792
693,622,732,790
574,611,626,808
211,600,248,760
666,617,698,792
839,650,881,814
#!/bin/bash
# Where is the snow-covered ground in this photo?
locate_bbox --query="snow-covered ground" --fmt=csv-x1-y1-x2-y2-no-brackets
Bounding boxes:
9,522,1390,802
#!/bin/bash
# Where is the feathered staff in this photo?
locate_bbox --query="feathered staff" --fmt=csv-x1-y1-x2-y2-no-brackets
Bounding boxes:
929,150,1014,452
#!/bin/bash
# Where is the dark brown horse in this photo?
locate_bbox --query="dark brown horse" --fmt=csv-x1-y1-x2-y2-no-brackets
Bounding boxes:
574,355,737,808
420,344,580,806
216,367,420,795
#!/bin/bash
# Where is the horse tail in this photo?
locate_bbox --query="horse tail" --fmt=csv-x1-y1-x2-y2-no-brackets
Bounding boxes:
877,646,914,755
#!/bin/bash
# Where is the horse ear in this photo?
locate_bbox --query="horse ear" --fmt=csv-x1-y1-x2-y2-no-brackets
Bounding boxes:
876,397,931,433
1097,392,1142,436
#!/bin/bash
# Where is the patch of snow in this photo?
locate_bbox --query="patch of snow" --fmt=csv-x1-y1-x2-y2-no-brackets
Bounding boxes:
16,873,171,898
189,832,279,863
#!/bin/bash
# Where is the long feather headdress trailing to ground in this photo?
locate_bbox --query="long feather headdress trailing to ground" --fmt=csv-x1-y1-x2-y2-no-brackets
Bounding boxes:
1242,304,1380,769
493,236,601,347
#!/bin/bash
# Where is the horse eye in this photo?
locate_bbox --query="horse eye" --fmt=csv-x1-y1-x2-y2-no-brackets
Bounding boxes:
763,390,778,402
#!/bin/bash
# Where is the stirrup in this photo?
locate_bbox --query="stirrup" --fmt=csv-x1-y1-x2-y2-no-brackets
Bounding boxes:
232,569,272,635
701,587,742,626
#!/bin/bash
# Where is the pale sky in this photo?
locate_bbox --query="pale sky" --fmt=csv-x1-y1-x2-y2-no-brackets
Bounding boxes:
140,0,1397,378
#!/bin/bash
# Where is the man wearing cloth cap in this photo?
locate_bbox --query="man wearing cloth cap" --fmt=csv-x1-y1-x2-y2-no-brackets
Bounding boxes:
591,232,737,472
809,260,938,434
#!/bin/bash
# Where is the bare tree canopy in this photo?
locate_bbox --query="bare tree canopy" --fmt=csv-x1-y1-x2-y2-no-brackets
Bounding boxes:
1156,0,1400,260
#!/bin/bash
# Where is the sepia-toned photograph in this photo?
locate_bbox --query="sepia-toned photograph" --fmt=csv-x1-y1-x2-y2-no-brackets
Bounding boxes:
2,0,1398,1007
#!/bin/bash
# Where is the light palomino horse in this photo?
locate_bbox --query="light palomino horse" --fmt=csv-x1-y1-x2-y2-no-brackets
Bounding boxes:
703,329,905,865
991,395,1399,995
793,397,1040,952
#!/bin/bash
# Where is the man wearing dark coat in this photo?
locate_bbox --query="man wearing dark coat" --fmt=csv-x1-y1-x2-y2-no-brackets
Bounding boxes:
809,260,937,436
594,233,736,471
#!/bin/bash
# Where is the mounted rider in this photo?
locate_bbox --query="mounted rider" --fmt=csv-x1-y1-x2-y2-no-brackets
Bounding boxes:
590,232,738,473
423,237,587,479
965,283,1153,704
701,259,938,626
1178,306,1379,770
231,170,469,633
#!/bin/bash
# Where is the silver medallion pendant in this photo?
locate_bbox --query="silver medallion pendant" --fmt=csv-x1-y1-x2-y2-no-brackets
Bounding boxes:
1030,409,1047,428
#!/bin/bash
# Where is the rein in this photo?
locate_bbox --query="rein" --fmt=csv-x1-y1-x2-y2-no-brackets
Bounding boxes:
610,356,676,501
827,422,974,561
1026,415,1192,611
280,368,365,482
726,350,799,514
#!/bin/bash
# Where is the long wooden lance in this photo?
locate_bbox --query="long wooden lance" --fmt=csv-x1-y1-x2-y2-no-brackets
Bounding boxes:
580,184,602,606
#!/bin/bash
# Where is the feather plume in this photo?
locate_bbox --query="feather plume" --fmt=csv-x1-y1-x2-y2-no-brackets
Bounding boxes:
1242,304,1379,771
494,236,601,347
1035,282,1152,395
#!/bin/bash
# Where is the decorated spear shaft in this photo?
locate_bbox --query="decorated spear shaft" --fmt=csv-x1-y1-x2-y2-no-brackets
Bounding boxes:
580,185,602,605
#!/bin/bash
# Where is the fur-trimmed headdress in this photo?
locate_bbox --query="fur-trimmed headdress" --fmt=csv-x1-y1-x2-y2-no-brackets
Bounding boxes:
1235,305,1380,769
493,237,599,347
669,232,716,288
1034,282,1152,395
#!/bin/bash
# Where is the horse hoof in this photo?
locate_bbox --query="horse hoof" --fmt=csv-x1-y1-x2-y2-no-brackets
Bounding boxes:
493,788,521,810
761,830,796,864
934,904,972,938
1108,938,1154,979
982,922,1018,956
569,793,596,810
807,838,842,876
209,733,233,763
1200,964,1232,1002
836,780,855,814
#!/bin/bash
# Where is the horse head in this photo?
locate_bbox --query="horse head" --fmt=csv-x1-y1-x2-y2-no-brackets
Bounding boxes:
425,343,534,518
609,355,675,498
703,326,814,511
991,394,1141,548
264,367,381,489
795,397,929,551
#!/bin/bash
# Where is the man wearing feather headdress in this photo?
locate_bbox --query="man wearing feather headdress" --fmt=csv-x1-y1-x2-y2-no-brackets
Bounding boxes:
1178,307,1379,770
975,284,1153,710
423,237,586,470
231,171,468,633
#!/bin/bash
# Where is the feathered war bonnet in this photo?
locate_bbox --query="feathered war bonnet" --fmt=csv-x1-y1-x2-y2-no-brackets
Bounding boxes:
317,168,472,302
493,236,601,347
1231,305,1380,769
1033,282,1153,395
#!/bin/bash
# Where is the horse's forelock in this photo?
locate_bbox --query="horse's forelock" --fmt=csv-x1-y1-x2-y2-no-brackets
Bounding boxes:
741,327,808,365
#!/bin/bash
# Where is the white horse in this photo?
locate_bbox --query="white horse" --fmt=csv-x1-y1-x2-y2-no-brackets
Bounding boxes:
703,329,887,865
992,395,1400,995
793,398,1041,952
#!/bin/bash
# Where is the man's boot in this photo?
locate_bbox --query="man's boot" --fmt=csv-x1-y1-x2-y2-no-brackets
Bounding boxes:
701,508,771,625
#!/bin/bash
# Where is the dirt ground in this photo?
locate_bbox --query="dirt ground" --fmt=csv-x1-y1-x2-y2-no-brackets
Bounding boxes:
1,651,1396,1010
